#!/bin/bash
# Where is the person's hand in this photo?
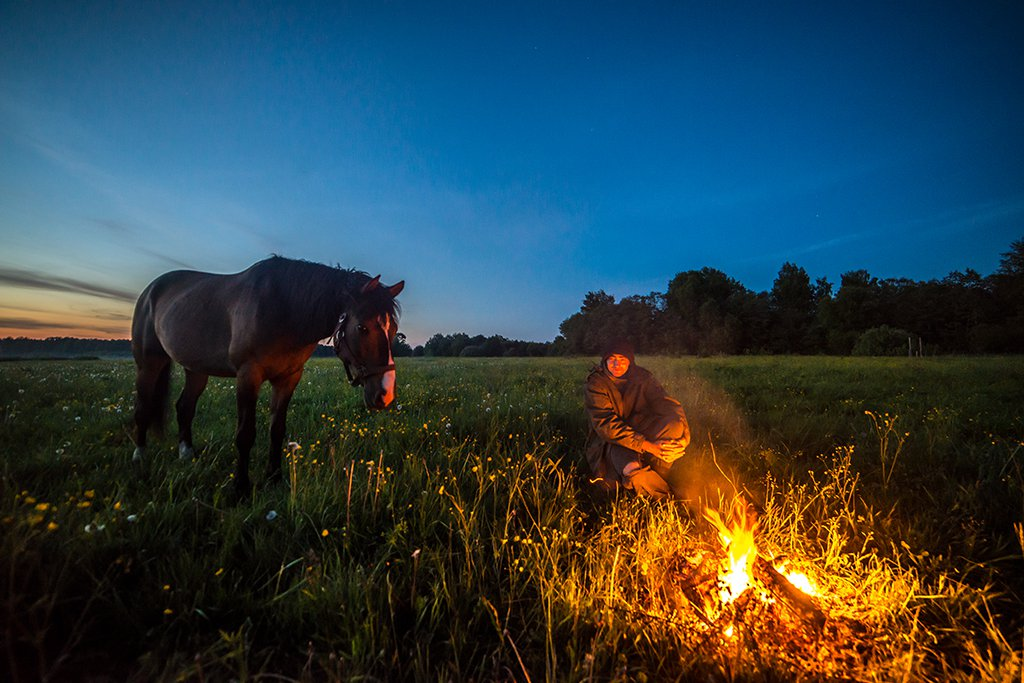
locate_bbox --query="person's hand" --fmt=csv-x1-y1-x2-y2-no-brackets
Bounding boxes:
654,438,686,463
642,440,662,459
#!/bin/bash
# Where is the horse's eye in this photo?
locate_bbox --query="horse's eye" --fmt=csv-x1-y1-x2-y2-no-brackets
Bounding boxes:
357,324,368,334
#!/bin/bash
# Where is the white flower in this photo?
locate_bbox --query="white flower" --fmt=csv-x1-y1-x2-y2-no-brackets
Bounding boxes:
126,514,138,523
266,510,278,521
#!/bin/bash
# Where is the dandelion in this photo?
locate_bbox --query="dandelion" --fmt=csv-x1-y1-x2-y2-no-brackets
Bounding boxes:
321,529,329,537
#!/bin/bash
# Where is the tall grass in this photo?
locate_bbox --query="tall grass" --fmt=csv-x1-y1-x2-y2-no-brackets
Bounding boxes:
1,356,1022,680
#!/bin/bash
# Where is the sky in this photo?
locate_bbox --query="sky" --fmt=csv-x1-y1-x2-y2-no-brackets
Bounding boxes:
1,1,1022,345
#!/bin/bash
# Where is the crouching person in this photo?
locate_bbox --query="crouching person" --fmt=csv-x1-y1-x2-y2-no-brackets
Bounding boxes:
584,339,690,499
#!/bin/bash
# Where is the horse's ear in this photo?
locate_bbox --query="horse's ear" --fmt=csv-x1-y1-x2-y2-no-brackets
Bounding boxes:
361,275,381,294
388,280,405,298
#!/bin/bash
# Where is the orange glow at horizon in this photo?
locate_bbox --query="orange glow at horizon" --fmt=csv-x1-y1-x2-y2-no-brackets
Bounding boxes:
0,292,133,340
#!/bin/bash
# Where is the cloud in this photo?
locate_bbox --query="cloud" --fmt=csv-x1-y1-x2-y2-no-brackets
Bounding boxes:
0,315,56,330
0,267,137,303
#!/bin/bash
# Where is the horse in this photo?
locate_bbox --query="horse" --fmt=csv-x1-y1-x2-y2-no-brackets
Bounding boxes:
130,256,404,495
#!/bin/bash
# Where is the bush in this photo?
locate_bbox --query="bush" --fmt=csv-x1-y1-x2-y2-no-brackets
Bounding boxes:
852,325,914,356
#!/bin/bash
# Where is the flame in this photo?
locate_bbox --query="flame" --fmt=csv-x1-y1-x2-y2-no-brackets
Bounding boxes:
775,562,818,596
704,500,758,604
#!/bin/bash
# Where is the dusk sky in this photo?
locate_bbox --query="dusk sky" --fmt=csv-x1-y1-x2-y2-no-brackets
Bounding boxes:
2,2,1022,345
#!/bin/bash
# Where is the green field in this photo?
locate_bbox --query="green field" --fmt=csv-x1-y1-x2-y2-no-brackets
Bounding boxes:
2,356,1022,681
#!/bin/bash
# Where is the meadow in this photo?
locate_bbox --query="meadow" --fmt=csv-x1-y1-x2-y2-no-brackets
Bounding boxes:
2,355,1022,681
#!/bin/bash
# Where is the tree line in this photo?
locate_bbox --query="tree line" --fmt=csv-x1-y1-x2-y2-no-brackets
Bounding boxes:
4,238,1021,359
553,237,1024,356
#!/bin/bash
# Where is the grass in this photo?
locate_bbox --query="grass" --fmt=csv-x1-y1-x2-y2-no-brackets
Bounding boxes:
1,356,1022,681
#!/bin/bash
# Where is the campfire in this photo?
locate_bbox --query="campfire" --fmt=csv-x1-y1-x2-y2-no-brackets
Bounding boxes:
703,497,826,629
631,494,875,678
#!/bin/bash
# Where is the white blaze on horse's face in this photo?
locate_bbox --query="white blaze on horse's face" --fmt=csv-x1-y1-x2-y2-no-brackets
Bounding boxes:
379,315,396,406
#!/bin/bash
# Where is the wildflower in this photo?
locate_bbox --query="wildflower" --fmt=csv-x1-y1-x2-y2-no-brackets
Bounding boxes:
34,502,50,512
126,514,138,523
163,608,173,616
266,510,278,521
46,521,59,532
321,529,329,537
84,490,95,499
214,568,224,577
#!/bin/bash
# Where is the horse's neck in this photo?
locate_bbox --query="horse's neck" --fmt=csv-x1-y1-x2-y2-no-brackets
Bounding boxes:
300,270,363,340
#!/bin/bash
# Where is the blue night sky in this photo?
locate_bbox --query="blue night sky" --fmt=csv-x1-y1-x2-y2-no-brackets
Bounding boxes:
2,2,1022,345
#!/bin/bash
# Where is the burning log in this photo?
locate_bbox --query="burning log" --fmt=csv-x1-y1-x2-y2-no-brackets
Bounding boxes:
753,556,826,629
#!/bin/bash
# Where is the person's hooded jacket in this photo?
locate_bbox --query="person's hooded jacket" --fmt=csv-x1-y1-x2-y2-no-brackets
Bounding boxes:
583,355,688,488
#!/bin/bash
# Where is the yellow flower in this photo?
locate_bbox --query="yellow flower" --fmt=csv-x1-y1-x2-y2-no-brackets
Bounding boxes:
162,584,171,591
34,502,50,512
321,529,329,537
46,521,59,532
163,608,174,616
84,490,95,499
214,568,224,577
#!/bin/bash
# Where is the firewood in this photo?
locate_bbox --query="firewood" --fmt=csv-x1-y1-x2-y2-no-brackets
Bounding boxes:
753,556,826,629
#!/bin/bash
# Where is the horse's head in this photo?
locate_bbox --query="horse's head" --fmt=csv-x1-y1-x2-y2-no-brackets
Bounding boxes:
333,275,405,410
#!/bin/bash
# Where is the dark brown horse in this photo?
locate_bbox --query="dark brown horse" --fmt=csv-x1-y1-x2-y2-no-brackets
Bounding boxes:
131,256,404,494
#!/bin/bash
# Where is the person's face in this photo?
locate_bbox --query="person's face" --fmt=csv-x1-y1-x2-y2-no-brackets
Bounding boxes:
605,354,630,378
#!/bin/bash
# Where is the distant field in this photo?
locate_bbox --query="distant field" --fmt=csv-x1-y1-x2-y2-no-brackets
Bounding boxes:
2,356,1022,681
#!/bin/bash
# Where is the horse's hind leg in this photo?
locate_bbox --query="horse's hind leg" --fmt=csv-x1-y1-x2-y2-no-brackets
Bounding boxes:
176,370,209,460
133,356,172,461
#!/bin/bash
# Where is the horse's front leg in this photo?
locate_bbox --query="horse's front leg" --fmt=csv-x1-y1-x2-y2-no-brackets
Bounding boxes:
266,369,303,485
234,369,263,497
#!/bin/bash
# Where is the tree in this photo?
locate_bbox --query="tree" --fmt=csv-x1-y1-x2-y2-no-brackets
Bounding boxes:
769,262,816,353
391,332,413,357
818,270,883,354
990,237,1024,351
665,268,754,354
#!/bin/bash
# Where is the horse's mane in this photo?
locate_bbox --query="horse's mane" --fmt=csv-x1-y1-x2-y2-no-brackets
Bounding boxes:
251,256,399,329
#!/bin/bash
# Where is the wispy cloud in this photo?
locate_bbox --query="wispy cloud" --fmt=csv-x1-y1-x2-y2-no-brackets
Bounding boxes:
0,267,136,303
0,315,55,330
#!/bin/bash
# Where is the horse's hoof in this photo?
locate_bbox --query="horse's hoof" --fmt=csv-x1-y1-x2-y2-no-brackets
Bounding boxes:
233,478,254,502
132,447,144,462
178,442,196,460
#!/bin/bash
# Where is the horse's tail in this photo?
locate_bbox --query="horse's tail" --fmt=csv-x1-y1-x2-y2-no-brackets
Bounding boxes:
132,279,173,442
